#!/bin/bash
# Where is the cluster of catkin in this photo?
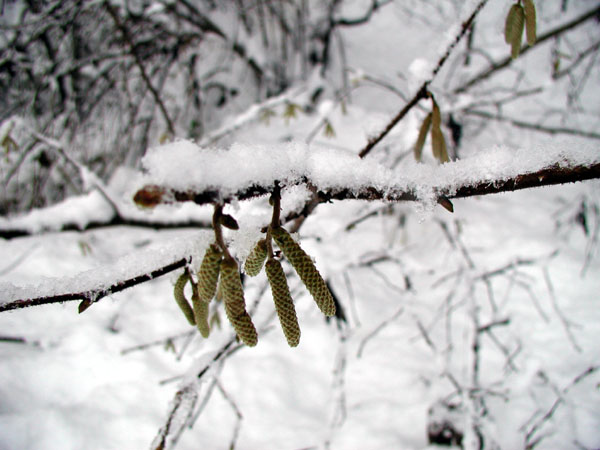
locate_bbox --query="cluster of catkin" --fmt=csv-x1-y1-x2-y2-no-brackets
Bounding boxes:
505,0,536,59
172,226,335,347
244,226,336,347
173,243,258,346
414,95,449,164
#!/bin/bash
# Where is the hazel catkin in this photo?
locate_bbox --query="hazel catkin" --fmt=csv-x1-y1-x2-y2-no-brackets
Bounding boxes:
244,239,268,277
265,258,300,347
191,285,210,338
173,272,196,326
270,226,336,317
220,257,258,347
197,244,222,302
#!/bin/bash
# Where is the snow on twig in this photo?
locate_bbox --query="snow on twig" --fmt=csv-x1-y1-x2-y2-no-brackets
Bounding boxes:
0,232,212,312
134,140,600,213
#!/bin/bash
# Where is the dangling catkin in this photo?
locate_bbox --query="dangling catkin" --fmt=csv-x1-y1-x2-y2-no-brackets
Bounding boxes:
265,259,300,347
197,244,222,302
220,258,258,347
270,226,336,317
504,3,520,44
173,272,196,326
510,4,525,59
414,113,432,162
523,0,536,46
191,284,210,338
244,239,268,277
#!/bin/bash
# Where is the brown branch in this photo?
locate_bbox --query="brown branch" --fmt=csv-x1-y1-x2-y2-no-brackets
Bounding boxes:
5,162,600,313
0,258,188,313
135,162,600,212
454,5,600,94
358,0,490,158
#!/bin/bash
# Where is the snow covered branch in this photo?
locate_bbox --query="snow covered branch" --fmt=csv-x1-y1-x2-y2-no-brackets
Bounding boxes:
0,232,211,313
358,0,490,158
132,141,600,215
0,258,188,313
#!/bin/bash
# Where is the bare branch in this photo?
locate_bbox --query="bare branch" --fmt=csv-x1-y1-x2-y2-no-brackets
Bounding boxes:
0,258,188,313
358,0,491,158
464,109,600,140
454,5,600,94
105,3,175,136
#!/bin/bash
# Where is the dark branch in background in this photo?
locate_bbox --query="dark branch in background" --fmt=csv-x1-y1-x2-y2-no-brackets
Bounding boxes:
453,5,600,94
165,0,264,84
358,0,490,158
0,258,188,313
464,109,600,140
0,215,211,240
333,0,392,27
105,2,175,135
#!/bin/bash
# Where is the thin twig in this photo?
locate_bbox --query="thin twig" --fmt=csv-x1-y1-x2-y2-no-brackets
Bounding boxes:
356,306,404,357
216,380,243,450
105,3,175,135
358,0,490,158
464,109,600,140
542,267,581,352
0,258,189,312
454,5,600,94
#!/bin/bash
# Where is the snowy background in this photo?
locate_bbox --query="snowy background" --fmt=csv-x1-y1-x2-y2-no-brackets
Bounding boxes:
1,1,599,449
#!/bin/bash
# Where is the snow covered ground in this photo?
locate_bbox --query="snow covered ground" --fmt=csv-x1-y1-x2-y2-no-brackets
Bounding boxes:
1,178,599,449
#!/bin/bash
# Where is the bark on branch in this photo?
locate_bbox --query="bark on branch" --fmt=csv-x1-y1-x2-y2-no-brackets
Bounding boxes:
3,161,599,314
135,161,600,210
0,258,188,313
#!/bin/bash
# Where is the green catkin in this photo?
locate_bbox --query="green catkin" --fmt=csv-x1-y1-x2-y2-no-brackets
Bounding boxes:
191,285,210,338
244,239,268,277
414,113,432,162
220,258,258,347
430,101,449,163
270,226,336,317
523,0,536,46
504,3,520,44
265,259,301,347
173,272,196,326
197,244,222,302
510,4,525,59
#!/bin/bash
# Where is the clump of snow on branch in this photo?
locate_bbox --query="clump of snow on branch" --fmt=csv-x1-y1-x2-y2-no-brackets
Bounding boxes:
139,139,600,202
0,231,212,305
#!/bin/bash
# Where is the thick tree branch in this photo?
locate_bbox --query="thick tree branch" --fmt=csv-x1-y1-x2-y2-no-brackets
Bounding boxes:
358,0,490,158
135,162,600,211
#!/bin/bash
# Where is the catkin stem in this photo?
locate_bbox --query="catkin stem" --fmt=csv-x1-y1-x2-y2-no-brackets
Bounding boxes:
212,204,233,260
